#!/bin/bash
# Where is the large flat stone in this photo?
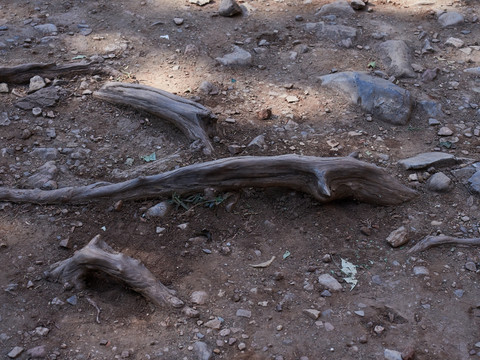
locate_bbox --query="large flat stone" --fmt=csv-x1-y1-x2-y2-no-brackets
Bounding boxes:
468,171,480,194
15,87,59,110
311,22,357,42
398,152,456,170
377,40,415,78
317,0,355,16
318,71,413,125
438,11,464,27
216,46,252,66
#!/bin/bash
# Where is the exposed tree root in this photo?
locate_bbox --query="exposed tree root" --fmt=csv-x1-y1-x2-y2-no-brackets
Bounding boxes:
93,82,217,155
0,61,121,84
408,235,480,253
0,155,417,205
45,235,185,309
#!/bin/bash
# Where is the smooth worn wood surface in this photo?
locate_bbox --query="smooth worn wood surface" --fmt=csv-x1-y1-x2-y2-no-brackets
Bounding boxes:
0,155,417,205
0,61,119,84
45,235,185,308
408,235,480,253
94,82,217,155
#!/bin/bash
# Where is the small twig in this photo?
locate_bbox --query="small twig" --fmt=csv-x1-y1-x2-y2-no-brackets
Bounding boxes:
408,235,480,253
86,297,101,324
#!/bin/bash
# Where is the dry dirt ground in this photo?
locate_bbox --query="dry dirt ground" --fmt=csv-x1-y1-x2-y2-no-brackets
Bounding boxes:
1,0,480,359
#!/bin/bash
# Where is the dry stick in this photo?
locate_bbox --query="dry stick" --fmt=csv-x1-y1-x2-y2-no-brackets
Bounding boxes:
408,235,480,253
0,155,417,205
45,235,185,309
94,82,217,155
0,62,121,84
86,297,101,324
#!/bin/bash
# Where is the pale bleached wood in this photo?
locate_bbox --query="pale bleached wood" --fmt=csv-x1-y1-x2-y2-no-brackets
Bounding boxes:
45,235,185,308
408,235,480,253
0,61,120,84
94,82,217,155
0,155,417,205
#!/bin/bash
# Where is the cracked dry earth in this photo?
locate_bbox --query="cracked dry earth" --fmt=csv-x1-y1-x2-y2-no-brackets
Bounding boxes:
1,0,480,359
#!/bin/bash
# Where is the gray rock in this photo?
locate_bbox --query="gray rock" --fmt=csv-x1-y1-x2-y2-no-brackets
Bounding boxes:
22,161,58,189
398,152,456,170
413,266,429,276
318,274,342,291
313,22,357,42
438,11,464,27
465,261,477,272
354,310,365,317
16,87,60,110
236,309,252,318
34,23,58,34
451,167,476,183
66,295,78,305
7,346,24,359
427,172,451,192
303,309,321,319
438,126,453,136
418,100,443,117
204,318,222,329
371,275,382,285
32,107,42,116
428,118,440,126
454,289,464,298
318,71,413,125
216,46,252,66
384,348,403,360
386,226,409,247
377,40,415,78
31,148,59,161
321,289,332,297
219,0,242,17
27,345,46,357
193,341,212,360
445,37,464,48
173,18,184,25
35,327,49,336
190,0,211,5
198,81,219,95
464,67,480,76
191,290,208,305
145,201,171,218
468,171,480,194
0,112,10,126
317,0,355,16
350,0,366,10
46,128,56,139
0,83,8,93
247,134,266,148
421,39,435,54
29,75,46,93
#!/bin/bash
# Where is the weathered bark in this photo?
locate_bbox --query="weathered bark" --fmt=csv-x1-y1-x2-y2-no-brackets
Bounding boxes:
45,235,185,308
93,82,217,155
408,235,480,253
0,61,120,84
0,155,417,205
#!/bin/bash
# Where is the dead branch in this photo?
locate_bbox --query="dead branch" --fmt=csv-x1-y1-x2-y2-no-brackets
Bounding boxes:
0,61,120,84
0,155,416,205
45,235,185,308
93,82,217,155
408,235,480,253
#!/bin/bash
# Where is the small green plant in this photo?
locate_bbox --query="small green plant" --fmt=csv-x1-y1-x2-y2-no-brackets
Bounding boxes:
170,192,226,210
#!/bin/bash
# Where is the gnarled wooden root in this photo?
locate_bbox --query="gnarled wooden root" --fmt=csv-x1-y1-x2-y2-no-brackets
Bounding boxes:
0,155,417,205
0,61,120,84
408,235,480,253
45,235,184,308
94,82,217,155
